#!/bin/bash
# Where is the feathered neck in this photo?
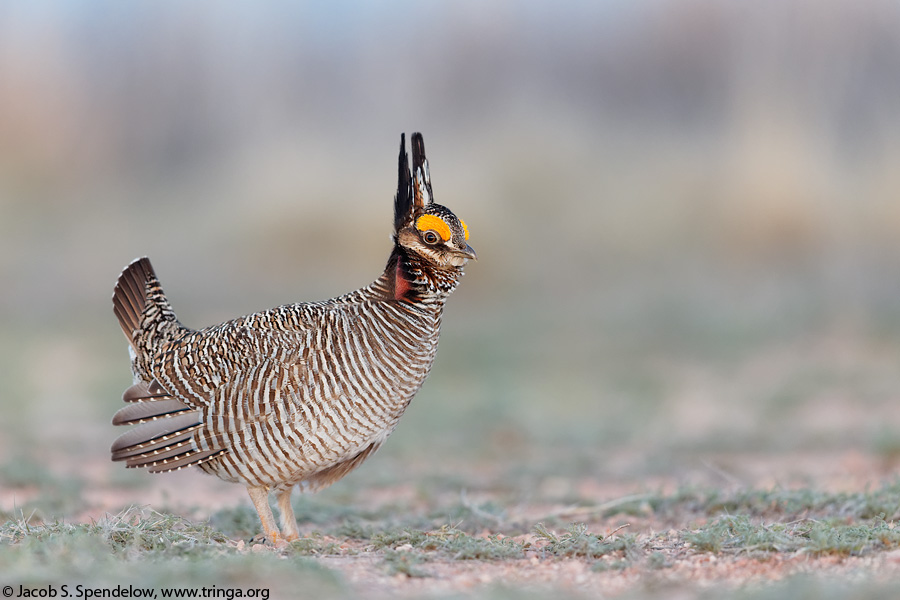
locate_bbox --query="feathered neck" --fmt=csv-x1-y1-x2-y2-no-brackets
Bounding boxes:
379,246,465,305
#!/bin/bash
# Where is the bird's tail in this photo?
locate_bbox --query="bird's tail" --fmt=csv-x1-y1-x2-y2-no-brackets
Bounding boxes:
112,257,181,349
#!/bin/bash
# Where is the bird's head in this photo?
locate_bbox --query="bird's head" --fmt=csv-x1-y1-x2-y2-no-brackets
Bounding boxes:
393,133,476,269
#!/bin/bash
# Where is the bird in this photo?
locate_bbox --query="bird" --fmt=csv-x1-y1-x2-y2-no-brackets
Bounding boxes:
110,133,475,544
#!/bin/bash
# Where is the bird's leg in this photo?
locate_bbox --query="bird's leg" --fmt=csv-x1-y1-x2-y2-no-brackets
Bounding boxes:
276,487,299,542
247,485,282,545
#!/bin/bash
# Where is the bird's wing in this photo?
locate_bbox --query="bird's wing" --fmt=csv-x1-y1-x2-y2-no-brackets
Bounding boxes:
111,317,315,472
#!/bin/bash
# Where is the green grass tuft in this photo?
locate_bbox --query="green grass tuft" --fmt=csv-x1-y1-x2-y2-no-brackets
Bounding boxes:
534,522,635,560
684,514,900,557
287,533,341,556
381,549,429,577
373,524,524,560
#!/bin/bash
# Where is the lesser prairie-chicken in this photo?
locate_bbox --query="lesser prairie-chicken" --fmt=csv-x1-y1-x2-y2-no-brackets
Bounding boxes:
110,133,474,543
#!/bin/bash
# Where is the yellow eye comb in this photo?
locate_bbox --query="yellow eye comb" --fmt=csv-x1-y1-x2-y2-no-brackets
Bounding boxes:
415,215,452,241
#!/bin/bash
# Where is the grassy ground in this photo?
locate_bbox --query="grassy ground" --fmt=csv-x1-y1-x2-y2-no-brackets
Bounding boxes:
6,477,900,599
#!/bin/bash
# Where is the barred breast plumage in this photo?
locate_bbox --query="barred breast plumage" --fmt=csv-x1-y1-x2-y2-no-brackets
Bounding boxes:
110,133,475,544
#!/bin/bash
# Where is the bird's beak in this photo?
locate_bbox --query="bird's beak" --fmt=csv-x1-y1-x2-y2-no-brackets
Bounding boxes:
453,244,477,261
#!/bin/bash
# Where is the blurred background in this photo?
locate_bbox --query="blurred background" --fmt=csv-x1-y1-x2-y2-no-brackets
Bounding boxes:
3,0,900,516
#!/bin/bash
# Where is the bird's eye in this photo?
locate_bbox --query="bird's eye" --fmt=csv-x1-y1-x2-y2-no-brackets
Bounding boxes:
422,230,441,245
